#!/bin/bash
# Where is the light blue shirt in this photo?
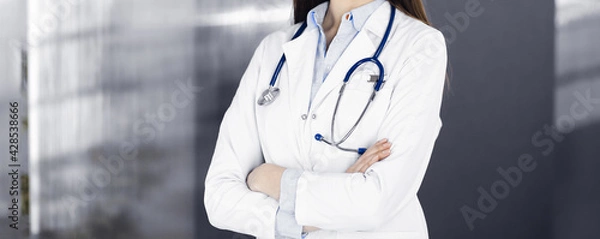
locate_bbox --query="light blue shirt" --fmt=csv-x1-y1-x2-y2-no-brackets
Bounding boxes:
275,1,385,238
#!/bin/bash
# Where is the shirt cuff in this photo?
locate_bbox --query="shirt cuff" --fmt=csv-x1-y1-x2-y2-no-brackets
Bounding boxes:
275,168,303,239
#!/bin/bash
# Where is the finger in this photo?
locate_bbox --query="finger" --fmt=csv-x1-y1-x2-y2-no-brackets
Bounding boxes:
380,142,392,151
348,140,391,173
363,143,391,161
353,145,388,172
359,149,391,173
362,138,387,156
371,140,391,153
376,149,391,161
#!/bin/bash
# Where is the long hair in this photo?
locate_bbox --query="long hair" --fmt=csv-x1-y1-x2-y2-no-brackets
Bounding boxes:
293,0,431,25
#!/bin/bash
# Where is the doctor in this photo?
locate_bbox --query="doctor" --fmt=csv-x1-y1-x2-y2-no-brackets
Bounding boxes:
205,0,447,238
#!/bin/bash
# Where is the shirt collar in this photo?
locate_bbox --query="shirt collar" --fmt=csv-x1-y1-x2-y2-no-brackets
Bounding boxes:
306,1,328,32
348,0,386,31
306,0,386,32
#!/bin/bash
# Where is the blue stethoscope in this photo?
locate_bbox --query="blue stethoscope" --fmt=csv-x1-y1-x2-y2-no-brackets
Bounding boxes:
257,5,395,155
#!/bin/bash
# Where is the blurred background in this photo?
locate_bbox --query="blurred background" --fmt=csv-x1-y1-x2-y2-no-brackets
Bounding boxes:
0,0,598,238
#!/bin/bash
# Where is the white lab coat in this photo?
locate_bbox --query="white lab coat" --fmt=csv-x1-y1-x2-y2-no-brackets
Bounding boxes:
204,2,447,238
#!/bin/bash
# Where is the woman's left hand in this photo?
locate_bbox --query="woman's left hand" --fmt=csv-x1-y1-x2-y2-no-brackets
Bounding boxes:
246,163,286,201
346,138,391,173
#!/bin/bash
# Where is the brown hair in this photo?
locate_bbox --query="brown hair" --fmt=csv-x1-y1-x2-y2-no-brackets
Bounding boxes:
293,0,431,25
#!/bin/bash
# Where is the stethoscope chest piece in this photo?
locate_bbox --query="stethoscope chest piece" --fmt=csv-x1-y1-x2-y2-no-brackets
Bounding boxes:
257,86,280,106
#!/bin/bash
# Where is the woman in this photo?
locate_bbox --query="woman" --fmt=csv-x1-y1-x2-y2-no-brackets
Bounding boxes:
205,0,447,238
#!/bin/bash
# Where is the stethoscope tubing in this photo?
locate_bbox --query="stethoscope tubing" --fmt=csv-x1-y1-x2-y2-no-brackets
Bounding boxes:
320,5,396,154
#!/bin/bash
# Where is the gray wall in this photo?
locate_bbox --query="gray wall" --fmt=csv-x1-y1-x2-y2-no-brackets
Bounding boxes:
420,1,555,238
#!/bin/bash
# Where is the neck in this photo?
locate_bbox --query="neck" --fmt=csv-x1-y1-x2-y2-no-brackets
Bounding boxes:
323,0,375,31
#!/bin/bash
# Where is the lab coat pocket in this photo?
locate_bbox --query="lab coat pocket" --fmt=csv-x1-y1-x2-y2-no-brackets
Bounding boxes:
344,63,387,92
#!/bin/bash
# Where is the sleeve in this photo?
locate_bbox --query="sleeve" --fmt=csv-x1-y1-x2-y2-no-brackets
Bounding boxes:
204,37,279,238
294,30,448,231
275,169,304,238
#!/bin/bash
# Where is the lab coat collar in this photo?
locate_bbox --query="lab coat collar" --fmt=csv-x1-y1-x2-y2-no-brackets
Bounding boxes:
364,0,394,38
282,27,320,114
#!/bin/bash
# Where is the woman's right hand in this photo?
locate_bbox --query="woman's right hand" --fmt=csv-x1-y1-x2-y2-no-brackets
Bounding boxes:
345,138,392,173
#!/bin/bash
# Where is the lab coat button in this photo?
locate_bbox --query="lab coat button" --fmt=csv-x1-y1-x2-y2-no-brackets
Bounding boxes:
301,114,308,120
311,114,317,119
